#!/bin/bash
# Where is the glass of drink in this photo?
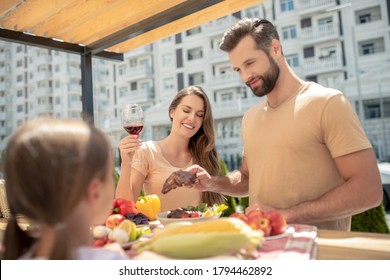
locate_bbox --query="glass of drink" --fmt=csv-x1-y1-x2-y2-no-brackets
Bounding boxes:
121,103,144,164
121,103,144,136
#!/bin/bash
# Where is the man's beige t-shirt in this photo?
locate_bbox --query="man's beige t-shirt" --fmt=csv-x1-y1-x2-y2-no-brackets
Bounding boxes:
132,141,202,212
242,82,372,230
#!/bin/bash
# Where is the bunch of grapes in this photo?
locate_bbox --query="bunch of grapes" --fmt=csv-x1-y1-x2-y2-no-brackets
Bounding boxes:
126,212,149,225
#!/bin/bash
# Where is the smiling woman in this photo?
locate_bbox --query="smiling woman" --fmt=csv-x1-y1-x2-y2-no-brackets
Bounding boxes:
116,86,225,212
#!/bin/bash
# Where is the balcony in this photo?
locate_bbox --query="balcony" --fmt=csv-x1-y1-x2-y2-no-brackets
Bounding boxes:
303,55,343,75
69,100,82,110
125,65,153,80
34,87,52,98
33,71,52,82
34,55,52,66
213,98,258,118
207,16,237,36
300,22,340,44
210,72,242,90
209,48,228,63
35,103,53,113
297,0,335,14
119,88,154,103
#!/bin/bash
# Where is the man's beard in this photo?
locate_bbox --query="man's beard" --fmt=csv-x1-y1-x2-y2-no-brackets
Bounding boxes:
246,55,280,98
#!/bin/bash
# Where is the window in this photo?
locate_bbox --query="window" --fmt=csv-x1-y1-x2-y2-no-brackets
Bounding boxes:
16,75,23,82
162,37,172,43
286,54,299,67
162,54,173,67
221,92,233,101
301,18,311,29
356,6,381,24
318,17,332,26
188,72,204,85
163,78,174,90
306,75,317,83
16,89,23,97
280,0,294,12
16,60,23,67
69,95,80,102
130,82,137,91
363,98,390,119
303,47,315,58
282,25,297,40
17,104,23,112
16,45,23,53
55,97,61,105
366,103,381,119
118,65,126,75
175,33,182,44
187,47,203,61
218,66,231,75
319,46,336,59
246,7,260,18
119,87,128,98
359,38,385,55
176,49,183,68
359,14,371,23
139,59,149,66
186,27,201,36
361,43,375,55
129,58,137,67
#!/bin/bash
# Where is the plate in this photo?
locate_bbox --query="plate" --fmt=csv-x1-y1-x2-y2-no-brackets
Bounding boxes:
156,211,221,226
264,225,293,240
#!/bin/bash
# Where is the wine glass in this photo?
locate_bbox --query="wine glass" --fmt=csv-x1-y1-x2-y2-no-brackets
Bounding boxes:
121,103,144,164
121,103,144,136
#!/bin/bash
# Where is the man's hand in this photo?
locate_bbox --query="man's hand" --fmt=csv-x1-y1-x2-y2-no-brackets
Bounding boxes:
184,164,213,191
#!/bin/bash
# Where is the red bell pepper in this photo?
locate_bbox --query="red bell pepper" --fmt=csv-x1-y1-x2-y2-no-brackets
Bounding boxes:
112,198,139,215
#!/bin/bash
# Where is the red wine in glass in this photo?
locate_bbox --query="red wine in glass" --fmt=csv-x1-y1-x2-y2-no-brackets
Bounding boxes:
121,103,145,135
124,124,144,135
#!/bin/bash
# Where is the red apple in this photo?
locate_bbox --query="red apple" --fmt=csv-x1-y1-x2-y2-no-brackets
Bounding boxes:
229,212,248,223
245,209,265,230
105,214,125,229
258,217,272,237
263,210,287,236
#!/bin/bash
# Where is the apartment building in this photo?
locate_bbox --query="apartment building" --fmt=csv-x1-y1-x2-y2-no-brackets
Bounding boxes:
0,0,389,170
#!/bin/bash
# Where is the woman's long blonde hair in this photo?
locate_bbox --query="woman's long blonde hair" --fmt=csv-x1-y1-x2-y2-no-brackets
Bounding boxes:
169,86,225,205
2,118,111,259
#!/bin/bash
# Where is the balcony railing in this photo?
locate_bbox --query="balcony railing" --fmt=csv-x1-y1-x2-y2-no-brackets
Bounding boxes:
303,55,343,75
300,23,339,42
298,0,335,10
211,72,242,88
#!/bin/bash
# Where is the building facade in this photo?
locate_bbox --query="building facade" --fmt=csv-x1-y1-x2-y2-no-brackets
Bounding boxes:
1,0,390,170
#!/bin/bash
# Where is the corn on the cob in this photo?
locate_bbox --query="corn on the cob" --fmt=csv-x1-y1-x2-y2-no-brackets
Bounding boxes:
133,217,264,259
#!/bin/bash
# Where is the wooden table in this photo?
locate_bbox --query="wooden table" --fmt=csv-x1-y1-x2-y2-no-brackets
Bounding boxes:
316,229,390,259
1,218,389,260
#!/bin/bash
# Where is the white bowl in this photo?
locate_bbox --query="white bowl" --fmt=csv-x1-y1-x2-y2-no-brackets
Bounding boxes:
156,211,221,226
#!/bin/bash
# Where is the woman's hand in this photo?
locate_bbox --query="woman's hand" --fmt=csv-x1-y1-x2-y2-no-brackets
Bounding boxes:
184,164,213,191
118,135,142,164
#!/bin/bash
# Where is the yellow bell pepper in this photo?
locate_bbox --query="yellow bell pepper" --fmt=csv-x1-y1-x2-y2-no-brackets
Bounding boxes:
136,194,161,221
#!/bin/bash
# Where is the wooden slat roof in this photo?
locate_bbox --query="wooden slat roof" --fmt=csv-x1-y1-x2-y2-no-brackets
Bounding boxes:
0,0,262,60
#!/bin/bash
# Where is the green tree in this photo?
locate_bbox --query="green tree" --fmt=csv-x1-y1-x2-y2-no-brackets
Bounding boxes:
351,203,389,234
219,159,237,216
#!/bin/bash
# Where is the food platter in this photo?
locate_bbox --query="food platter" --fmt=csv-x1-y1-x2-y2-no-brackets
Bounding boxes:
263,225,293,240
156,211,221,226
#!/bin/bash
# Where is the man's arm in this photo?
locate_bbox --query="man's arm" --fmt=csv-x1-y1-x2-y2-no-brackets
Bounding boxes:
282,148,383,224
